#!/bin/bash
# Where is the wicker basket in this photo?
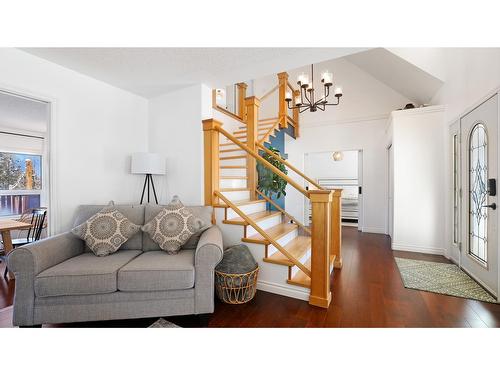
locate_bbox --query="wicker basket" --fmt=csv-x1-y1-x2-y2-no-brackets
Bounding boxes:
214,267,259,304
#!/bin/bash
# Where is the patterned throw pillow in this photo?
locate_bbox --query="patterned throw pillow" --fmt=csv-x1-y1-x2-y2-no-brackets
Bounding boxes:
71,203,141,257
142,196,205,254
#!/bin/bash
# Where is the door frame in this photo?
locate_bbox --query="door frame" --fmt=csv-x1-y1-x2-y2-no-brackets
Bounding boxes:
0,84,58,235
448,87,500,298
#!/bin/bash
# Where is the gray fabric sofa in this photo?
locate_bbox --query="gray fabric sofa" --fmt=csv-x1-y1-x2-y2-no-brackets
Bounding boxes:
7,204,223,327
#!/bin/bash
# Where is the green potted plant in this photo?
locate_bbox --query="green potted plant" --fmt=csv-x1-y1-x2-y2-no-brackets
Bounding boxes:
257,146,288,211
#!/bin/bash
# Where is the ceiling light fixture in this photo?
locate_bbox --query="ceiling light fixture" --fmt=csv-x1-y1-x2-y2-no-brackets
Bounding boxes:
332,151,344,161
285,64,343,113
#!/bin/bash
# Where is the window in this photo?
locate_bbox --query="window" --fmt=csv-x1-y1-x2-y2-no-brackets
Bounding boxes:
0,151,42,217
453,134,459,244
468,124,488,264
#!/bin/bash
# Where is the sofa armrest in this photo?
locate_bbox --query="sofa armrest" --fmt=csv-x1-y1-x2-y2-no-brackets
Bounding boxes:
7,232,84,326
194,225,223,314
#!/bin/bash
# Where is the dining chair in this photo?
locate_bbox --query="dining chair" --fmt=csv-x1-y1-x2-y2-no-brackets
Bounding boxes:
2,208,47,279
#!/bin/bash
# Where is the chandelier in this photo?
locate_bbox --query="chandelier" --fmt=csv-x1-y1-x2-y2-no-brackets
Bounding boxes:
285,64,343,113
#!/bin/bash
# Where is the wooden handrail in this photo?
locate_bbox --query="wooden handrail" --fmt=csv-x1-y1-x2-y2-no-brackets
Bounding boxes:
215,191,311,277
287,81,295,92
216,125,310,197
256,143,324,190
259,84,279,102
256,188,311,235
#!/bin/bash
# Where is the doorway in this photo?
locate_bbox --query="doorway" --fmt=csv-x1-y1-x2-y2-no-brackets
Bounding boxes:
304,149,363,229
0,90,51,237
458,94,499,297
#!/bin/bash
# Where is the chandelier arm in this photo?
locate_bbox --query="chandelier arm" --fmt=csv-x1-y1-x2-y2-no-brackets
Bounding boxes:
303,88,313,106
299,106,310,113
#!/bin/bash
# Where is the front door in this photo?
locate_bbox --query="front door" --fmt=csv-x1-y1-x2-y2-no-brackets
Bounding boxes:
460,94,499,297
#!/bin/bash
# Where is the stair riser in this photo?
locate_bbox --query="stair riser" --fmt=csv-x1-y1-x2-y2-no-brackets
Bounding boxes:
221,190,250,201
220,158,247,167
266,229,299,256
246,215,282,237
290,248,312,277
244,242,290,283
226,201,266,219
220,168,246,177
220,178,247,189
219,150,247,158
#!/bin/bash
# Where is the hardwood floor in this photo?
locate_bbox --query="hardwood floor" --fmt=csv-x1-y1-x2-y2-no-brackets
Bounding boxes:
2,227,500,327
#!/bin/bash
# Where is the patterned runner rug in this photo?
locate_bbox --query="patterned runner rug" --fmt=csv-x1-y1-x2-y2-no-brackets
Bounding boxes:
394,257,498,303
148,318,182,328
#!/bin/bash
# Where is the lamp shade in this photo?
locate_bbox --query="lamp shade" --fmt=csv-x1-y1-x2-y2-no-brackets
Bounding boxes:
131,152,165,175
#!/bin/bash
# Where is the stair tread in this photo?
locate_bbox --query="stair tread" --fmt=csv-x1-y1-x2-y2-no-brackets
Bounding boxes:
220,165,246,169
214,199,266,208
219,188,250,192
220,176,248,179
287,254,336,289
219,148,244,153
287,258,312,288
264,236,311,266
220,155,246,160
242,223,297,244
223,210,281,225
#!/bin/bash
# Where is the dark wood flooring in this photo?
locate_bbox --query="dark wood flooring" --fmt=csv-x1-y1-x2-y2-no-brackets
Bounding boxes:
2,227,500,327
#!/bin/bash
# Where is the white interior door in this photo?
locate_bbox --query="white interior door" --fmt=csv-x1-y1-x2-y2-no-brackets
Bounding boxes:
358,150,363,231
387,144,394,239
449,120,461,265
460,94,498,297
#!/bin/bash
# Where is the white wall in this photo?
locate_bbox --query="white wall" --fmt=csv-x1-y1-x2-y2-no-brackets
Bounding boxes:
149,84,213,206
0,48,149,233
430,48,500,261
305,150,358,180
253,57,411,124
285,118,389,234
390,106,446,255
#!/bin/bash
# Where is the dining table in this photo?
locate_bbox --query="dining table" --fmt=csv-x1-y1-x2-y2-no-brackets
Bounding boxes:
0,219,33,280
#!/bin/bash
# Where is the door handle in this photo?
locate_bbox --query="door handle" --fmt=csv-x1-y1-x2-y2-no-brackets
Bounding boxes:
482,203,497,210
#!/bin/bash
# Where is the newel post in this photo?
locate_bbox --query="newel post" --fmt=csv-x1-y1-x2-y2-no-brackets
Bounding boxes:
245,96,260,200
202,118,222,206
309,190,333,308
278,72,288,129
331,189,343,268
236,82,248,121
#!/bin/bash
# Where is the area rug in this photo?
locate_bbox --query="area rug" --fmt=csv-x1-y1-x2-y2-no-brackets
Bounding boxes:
394,257,498,303
148,318,181,328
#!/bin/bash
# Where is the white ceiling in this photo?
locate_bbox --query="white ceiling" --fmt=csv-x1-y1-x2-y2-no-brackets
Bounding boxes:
345,48,444,104
21,48,365,98
0,91,48,134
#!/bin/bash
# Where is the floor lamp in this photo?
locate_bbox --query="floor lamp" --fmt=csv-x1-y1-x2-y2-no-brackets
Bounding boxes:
131,152,165,204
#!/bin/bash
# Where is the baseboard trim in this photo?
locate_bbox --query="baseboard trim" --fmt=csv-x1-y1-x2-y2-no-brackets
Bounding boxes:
362,227,387,234
256,280,309,302
392,243,445,255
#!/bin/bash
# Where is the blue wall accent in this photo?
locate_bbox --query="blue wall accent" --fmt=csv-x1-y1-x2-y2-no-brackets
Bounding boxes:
258,125,295,211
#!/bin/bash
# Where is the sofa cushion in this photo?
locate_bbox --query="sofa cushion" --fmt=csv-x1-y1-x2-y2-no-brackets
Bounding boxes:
35,250,142,297
118,250,195,292
72,204,141,256
141,196,205,254
143,204,213,251
73,204,145,251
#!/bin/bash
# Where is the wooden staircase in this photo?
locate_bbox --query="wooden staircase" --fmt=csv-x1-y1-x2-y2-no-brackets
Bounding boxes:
205,72,342,308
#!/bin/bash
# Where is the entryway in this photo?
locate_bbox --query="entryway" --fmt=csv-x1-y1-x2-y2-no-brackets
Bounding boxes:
450,93,499,298
304,149,363,229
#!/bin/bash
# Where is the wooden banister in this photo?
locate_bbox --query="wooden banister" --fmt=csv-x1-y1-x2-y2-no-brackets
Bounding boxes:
256,143,324,190
258,116,282,143
202,119,221,205
256,188,311,235
331,189,343,269
215,191,311,277
236,82,247,121
278,72,288,129
309,190,333,308
216,125,309,197
245,96,260,200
